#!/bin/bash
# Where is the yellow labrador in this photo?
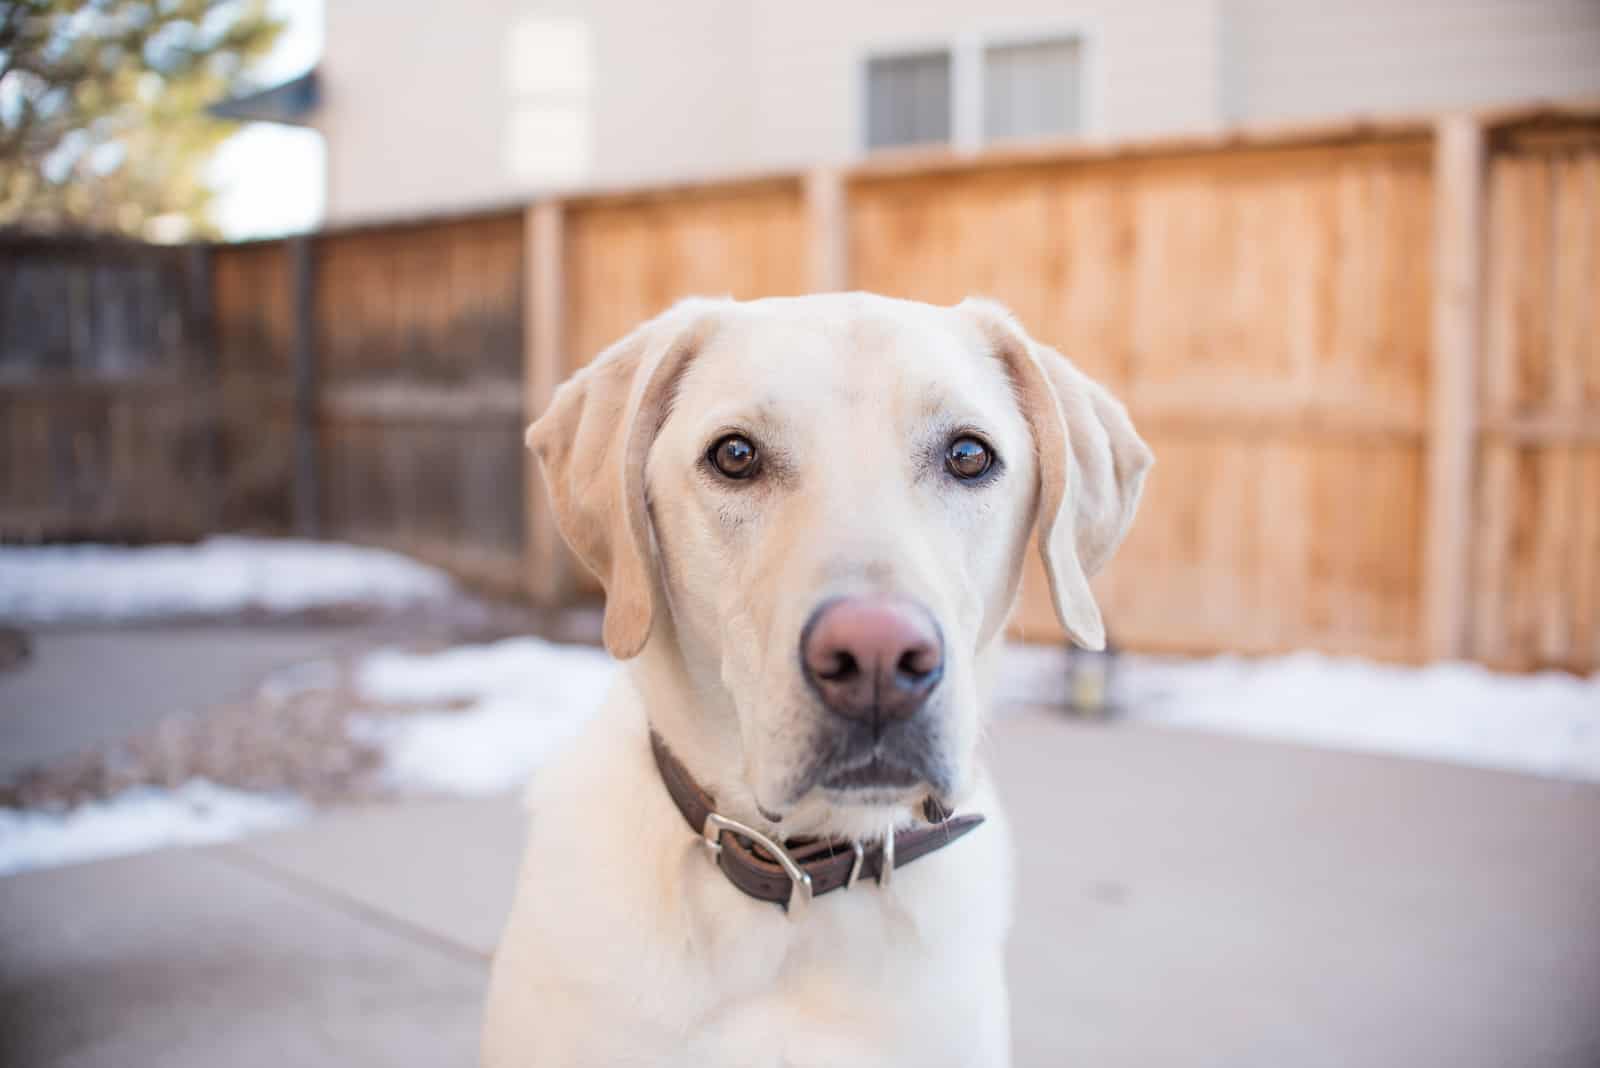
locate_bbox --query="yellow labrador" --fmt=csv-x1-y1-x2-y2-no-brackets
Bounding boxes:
482,294,1150,1067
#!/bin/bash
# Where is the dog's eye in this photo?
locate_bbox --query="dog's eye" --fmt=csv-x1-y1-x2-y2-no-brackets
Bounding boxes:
709,434,759,479
945,436,993,480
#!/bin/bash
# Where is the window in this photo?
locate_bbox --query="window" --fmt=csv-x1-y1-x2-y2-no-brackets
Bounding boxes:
983,38,1082,142
865,51,953,151
503,16,593,185
862,32,1087,153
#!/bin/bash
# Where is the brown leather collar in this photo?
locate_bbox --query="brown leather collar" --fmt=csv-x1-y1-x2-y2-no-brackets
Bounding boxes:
650,730,984,915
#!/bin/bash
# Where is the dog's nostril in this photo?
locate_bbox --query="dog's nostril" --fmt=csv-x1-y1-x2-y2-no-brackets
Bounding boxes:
896,647,936,680
818,650,860,682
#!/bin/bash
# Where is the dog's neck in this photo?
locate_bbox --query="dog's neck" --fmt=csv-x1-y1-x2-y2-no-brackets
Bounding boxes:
626,635,843,839
625,616,998,845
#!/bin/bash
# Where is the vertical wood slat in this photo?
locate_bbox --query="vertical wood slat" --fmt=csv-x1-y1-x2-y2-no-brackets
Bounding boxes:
185,244,223,530
290,235,321,537
1423,115,1487,660
525,200,574,605
1473,118,1600,672
805,168,850,291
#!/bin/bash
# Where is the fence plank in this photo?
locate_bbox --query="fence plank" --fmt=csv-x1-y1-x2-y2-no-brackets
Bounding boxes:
805,168,849,292
289,235,321,537
1472,111,1600,672
525,200,574,605
1422,115,1487,660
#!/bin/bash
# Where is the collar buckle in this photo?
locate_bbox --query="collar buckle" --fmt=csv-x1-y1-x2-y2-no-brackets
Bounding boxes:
701,811,814,918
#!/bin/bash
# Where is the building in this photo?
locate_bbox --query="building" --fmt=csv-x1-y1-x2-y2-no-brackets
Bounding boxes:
277,0,1600,225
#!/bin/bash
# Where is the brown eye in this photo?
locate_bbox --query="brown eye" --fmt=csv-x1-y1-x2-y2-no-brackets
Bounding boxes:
709,434,759,479
945,436,992,480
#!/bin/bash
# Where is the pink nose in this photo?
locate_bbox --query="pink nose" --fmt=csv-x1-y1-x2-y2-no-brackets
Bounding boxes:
800,596,944,726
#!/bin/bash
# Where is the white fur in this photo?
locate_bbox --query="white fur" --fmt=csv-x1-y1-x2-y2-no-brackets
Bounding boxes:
484,294,1149,1067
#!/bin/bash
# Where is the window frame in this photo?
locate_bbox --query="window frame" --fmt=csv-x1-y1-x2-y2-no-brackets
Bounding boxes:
855,20,1102,155
860,46,958,152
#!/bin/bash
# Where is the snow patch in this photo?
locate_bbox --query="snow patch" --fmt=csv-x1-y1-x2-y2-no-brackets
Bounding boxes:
0,781,309,877
0,536,454,623
1000,644,1600,782
353,638,1600,798
353,637,617,795
9,639,1588,880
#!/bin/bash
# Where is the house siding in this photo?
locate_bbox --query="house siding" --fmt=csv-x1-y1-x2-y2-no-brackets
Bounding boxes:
1223,0,1600,123
313,0,1597,224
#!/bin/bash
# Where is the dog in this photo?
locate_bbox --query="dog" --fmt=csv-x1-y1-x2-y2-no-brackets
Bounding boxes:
481,293,1151,1066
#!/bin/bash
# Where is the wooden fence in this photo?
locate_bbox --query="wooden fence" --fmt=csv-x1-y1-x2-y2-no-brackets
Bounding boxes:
209,210,528,591
849,131,1436,664
208,236,294,532
522,104,1599,673
3,102,1594,670
1471,116,1600,672
0,235,219,542
524,177,814,601
2,214,528,593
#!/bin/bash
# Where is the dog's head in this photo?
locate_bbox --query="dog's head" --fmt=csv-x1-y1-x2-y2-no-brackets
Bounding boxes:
529,294,1149,837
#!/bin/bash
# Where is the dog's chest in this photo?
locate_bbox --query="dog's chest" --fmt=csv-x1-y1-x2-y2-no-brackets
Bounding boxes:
649,913,1002,1067
638,843,1008,1065
484,714,1013,1066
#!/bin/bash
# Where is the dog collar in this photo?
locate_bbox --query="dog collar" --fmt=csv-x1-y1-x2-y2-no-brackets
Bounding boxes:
649,730,985,918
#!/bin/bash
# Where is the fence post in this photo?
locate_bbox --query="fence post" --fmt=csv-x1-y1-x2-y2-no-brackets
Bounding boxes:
805,168,849,292
524,199,575,606
185,244,223,531
1422,114,1487,661
289,235,320,538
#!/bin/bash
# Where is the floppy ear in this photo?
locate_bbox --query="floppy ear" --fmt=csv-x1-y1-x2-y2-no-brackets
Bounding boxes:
960,299,1153,650
525,300,723,658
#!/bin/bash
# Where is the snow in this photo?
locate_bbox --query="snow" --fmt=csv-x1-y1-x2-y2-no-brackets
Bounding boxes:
0,781,309,877
0,536,454,623
350,638,1600,795
5,634,1593,881
999,644,1600,783
352,637,618,795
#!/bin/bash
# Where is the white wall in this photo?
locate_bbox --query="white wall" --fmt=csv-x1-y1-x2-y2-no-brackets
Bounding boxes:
1221,0,1600,123
315,0,1600,224
317,0,754,224
316,0,519,223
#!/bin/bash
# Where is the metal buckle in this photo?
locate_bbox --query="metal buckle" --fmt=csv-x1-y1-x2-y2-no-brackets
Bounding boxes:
702,811,814,918
845,840,866,889
843,828,892,891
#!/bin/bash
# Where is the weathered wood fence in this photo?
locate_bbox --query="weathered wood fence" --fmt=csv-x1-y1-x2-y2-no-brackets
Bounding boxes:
2,102,1595,670
210,213,527,591
0,235,219,541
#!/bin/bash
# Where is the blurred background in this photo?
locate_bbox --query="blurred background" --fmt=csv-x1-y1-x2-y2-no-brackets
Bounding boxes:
2,2,1599,1067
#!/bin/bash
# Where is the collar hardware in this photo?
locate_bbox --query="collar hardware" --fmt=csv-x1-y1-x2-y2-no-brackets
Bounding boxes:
651,729,984,916
702,811,815,918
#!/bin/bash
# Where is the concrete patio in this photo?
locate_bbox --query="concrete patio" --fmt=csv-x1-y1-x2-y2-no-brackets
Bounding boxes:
4,709,1598,1068
0,623,393,779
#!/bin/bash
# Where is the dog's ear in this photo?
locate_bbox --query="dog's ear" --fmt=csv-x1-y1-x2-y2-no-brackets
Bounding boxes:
526,299,724,658
959,299,1153,650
